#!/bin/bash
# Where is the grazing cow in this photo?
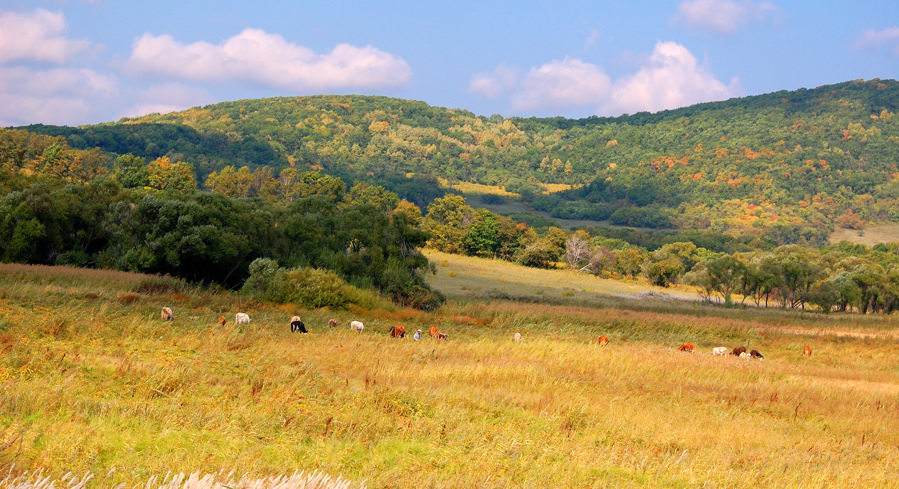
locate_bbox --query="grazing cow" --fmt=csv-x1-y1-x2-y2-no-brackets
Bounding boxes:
437,332,448,341
161,306,173,321
290,316,307,334
218,316,227,327
328,318,338,329
732,346,747,356
598,335,609,346
235,312,251,325
514,332,522,342
750,349,764,359
804,345,812,356
350,320,364,333
389,325,406,338
413,329,423,341
711,346,728,356
678,342,695,352
739,351,751,359
428,326,439,338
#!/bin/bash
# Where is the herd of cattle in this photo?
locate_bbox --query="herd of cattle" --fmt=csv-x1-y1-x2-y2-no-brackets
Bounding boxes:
160,306,813,357
159,306,449,340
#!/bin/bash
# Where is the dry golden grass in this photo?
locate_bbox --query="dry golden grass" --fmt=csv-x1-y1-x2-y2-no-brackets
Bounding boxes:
2,263,899,488
830,223,899,245
539,183,577,194
425,249,700,306
0,470,364,489
435,179,520,198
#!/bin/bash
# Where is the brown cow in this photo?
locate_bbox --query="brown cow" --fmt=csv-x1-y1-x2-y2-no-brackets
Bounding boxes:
750,349,764,359
328,318,338,329
598,335,610,346
732,346,747,356
389,325,406,338
804,345,812,356
428,326,439,338
437,332,448,341
678,342,695,352
218,316,226,327
161,306,173,321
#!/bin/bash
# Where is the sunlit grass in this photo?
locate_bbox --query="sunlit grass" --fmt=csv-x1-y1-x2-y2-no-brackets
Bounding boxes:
830,223,899,246
425,249,701,306
2,262,899,487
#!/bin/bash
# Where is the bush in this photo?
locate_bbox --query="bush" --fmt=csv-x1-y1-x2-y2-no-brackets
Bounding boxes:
135,274,191,295
515,241,558,269
481,194,506,205
242,258,385,310
285,267,353,309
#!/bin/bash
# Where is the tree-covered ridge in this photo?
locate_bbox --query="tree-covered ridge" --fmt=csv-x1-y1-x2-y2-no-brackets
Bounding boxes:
15,79,899,235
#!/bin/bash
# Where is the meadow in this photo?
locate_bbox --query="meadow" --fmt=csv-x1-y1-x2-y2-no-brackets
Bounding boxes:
2,257,899,488
830,223,899,247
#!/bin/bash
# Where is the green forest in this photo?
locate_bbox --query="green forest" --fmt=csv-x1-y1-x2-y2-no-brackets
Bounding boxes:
5,78,899,313
17,78,899,238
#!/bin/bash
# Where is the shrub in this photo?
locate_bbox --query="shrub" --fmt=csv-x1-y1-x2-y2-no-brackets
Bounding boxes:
242,258,385,310
135,274,191,295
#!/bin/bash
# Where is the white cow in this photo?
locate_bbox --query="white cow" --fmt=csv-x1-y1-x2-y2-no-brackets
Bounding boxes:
513,332,522,342
711,346,728,356
350,320,364,333
235,312,251,325
739,351,751,359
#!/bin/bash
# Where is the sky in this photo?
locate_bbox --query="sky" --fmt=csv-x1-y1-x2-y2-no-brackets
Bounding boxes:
1,0,899,127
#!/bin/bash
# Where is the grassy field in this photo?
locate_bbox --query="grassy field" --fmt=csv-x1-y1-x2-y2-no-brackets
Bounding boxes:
2,258,899,488
424,250,701,306
830,224,899,246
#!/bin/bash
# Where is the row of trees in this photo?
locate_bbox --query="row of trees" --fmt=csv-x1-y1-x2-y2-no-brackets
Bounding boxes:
5,128,899,315
422,194,570,269
564,232,899,314
0,169,440,308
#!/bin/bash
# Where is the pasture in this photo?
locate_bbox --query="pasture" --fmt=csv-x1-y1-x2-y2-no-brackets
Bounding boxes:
830,223,899,246
2,258,899,488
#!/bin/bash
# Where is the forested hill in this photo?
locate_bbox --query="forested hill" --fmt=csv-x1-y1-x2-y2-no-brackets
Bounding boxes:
15,78,899,235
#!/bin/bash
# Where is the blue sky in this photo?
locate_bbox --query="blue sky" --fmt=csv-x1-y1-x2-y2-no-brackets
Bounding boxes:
2,0,898,126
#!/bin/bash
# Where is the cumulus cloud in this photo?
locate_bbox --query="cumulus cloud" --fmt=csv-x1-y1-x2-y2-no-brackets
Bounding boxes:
0,8,92,63
121,83,215,119
512,57,612,111
468,63,520,99
855,27,899,55
673,0,778,35
0,66,117,125
470,42,739,117
603,41,741,115
127,28,412,91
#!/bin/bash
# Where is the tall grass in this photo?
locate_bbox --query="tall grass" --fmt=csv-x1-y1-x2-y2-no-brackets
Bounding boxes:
0,471,365,489
2,262,899,487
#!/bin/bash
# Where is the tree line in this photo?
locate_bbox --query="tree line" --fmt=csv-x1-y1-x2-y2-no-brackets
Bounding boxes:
4,127,899,315
0,146,439,309
16,79,899,240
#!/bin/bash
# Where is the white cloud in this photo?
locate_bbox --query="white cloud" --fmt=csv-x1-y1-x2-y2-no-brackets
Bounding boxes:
468,63,520,99
0,8,92,63
511,57,612,111
121,83,215,119
855,27,899,55
127,28,412,91
0,66,117,126
673,0,778,35
602,41,741,116
470,42,739,117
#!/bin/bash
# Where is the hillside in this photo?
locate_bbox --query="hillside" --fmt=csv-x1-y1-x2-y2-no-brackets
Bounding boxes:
13,78,899,238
